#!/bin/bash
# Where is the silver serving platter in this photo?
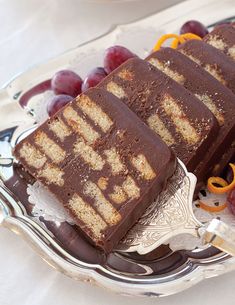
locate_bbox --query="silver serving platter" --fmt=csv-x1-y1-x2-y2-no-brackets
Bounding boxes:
1,0,235,297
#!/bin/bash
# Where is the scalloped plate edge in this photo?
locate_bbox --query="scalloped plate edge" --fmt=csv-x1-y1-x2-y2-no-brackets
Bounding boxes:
1,0,235,297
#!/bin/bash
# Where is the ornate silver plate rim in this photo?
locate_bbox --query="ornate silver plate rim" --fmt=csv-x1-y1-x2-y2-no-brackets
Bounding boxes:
1,0,235,297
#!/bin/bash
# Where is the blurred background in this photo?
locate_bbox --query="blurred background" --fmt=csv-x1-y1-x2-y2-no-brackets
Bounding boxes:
0,0,184,87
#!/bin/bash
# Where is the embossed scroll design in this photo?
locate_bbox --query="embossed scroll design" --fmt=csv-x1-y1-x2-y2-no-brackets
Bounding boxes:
118,159,202,255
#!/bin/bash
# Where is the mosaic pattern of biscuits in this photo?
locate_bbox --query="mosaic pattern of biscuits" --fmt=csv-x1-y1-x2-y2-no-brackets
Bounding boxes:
203,24,235,61
14,88,176,252
98,58,219,172
178,40,235,95
146,47,235,183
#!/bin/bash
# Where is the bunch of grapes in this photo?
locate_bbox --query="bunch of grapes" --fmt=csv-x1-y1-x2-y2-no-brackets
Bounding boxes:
47,46,136,116
22,19,235,119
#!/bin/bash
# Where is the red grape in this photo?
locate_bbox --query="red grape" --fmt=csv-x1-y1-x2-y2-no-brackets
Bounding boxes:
47,94,73,116
82,67,107,92
227,188,235,216
51,70,83,97
180,20,209,38
104,45,136,74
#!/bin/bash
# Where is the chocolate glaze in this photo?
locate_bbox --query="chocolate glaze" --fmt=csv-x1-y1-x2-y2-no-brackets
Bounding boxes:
146,48,235,185
14,88,176,253
178,40,235,94
204,25,235,60
98,58,219,172
0,121,224,277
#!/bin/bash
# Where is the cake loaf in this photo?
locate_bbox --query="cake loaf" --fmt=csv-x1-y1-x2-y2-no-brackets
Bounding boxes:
146,47,235,182
178,40,235,94
14,88,176,253
98,58,219,172
203,25,235,61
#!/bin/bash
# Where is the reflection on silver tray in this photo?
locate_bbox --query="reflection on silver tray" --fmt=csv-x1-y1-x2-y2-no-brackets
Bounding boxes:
118,159,201,254
1,0,235,297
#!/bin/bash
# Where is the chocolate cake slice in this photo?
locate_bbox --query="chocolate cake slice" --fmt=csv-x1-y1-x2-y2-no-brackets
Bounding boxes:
98,58,219,172
203,25,235,61
14,88,176,253
178,40,235,94
146,47,235,183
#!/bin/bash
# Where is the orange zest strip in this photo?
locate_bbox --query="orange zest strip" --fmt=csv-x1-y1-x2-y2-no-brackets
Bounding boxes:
180,33,202,41
153,33,202,52
198,201,227,213
207,163,235,194
153,34,180,51
171,38,180,49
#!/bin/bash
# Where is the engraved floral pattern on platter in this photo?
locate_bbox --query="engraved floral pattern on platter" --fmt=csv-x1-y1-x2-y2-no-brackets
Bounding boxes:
119,160,199,251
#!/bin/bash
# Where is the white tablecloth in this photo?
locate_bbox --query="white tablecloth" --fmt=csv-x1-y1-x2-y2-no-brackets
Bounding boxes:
0,1,234,304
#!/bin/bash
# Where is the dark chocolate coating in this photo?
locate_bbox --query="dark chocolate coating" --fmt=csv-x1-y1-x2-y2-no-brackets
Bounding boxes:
178,40,235,94
14,88,176,252
203,25,235,60
98,58,219,172
146,47,235,183
0,121,224,277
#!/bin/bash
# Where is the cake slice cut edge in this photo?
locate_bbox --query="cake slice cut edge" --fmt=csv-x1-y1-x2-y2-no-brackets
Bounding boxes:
13,87,176,253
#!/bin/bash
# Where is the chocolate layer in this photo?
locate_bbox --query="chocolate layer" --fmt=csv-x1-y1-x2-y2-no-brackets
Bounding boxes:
1,126,225,276
204,25,235,61
178,40,235,94
98,57,219,172
146,47,235,183
14,88,176,253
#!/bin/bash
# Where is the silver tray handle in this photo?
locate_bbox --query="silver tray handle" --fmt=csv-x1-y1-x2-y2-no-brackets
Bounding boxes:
201,219,235,256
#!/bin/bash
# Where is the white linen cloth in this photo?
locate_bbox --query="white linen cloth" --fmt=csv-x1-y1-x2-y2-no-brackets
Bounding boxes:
0,1,234,304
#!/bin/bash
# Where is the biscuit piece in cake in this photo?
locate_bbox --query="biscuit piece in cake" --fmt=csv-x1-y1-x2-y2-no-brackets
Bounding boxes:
14,88,176,253
178,40,235,94
146,47,235,182
203,25,235,61
98,58,219,172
